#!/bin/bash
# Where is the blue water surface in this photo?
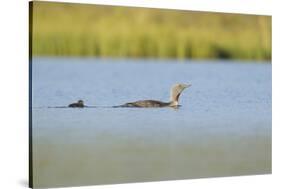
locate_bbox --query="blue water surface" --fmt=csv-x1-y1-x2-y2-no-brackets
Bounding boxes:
32,57,271,188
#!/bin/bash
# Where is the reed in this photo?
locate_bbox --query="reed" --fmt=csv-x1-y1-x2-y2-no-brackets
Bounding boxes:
31,2,271,61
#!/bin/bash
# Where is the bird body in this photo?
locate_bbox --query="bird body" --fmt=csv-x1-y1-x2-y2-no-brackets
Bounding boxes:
117,83,191,108
68,100,85,108
120,100,170,108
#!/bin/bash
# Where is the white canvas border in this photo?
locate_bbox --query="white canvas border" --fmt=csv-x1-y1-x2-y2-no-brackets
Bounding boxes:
0,0,278,189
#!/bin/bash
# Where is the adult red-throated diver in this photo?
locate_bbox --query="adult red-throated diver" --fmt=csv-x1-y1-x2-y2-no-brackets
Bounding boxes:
116,83,191,108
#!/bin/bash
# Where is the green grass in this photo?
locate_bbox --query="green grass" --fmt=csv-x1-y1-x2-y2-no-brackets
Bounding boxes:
31,1,271,61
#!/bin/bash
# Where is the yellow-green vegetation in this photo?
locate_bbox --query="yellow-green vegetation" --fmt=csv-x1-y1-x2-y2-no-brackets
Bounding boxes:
31,1,271,60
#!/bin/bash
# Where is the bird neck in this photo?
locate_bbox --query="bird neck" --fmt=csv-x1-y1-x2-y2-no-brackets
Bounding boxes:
169,100,179,107
170,90,181,104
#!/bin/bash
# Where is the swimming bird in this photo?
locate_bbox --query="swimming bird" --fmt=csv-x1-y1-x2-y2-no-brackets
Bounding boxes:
116,83,191,108
68,100,85,108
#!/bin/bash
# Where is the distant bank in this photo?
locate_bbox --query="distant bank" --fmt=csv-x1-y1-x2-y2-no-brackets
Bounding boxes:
30,2,271,61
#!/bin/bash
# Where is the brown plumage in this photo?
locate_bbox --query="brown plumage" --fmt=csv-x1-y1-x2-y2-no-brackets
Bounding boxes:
68,100,85,108
117,83,191,108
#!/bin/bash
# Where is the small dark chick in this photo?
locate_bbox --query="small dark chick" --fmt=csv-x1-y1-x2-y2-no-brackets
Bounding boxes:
68,100,85,108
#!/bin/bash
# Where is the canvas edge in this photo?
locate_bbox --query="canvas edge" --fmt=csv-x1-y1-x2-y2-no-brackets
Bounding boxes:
29,1,33,188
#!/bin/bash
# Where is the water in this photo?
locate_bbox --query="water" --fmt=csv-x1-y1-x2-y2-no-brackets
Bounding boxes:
31,57,272,188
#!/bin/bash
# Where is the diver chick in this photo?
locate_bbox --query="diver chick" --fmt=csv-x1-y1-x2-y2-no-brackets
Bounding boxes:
68,100,85,108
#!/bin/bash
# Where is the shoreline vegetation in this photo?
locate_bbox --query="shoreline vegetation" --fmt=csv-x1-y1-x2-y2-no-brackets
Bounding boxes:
31,2,271,61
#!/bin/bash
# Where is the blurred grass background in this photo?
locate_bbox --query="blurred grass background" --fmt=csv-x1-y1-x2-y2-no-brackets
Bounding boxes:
31,1,271,61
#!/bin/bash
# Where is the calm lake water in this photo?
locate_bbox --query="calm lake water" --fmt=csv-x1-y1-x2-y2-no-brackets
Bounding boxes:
31,57,271,188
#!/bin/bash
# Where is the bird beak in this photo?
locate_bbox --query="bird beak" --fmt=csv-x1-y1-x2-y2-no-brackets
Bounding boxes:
183,84,192,88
